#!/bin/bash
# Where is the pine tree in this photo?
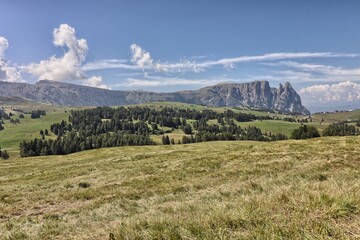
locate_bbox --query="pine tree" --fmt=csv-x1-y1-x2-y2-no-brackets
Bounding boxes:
1,150,9,159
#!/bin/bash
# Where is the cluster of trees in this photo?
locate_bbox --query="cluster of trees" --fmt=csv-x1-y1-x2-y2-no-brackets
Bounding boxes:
67,107,269,128
283,117,311,123
323,122,359,136
0,147,9,159
0,110,10,120
290,122,359,140
290,125,320,139
283,117,296,122
20,107,158,157
30,110,46,119
9,118,20,124
181,125,268,143
19,131,154,157
162,135,175,145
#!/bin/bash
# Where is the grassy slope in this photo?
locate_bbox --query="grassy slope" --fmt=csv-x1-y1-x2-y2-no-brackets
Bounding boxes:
0,111,69,151
1,137,360,239
312,109,360,123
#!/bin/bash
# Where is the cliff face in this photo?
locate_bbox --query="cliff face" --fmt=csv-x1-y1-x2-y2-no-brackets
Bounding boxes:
187,81,310,114
0,80,310,114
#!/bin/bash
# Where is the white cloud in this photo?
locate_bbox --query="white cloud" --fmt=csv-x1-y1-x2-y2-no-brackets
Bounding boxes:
128,44,203,73
198,52,357,69
82,59,137,71
114,76,223,87
0,36,24,82
300,81,360,103
0,37,9,59
259,61,360,84
84,48,358,74
23,24,109,89
130,44,153,69
25,24,88,81
269,61,360,77
83,76,110,89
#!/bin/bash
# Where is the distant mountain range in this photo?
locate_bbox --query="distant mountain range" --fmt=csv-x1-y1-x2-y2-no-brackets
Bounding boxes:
0,80,310,115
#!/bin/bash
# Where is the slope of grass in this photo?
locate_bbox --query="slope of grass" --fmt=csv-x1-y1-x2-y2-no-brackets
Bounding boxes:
312,109,360,123
237,120,301,136
0,111,69,150
1,137,360,239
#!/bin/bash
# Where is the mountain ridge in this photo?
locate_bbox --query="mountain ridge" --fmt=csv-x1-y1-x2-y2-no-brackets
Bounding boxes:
0,80,310,114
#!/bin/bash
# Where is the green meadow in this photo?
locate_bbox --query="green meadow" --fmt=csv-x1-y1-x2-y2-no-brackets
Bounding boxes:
1,101,360,239
0,111,69,150
1,138,360,239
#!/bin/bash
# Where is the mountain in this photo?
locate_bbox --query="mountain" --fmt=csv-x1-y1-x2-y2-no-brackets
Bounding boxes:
0,80,310,114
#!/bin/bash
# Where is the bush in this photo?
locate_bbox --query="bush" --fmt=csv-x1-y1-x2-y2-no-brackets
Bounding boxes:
0,149,9,159
290,125,320,139
323,122,358,136
78,182,91,188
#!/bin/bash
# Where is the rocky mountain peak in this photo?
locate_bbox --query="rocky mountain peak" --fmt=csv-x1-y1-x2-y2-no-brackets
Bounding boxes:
0,80,310,114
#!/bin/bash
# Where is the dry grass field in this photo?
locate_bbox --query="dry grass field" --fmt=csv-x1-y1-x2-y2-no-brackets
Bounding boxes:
1,137,360,239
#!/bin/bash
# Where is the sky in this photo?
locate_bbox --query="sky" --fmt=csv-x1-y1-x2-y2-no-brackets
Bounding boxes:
1,0,360,112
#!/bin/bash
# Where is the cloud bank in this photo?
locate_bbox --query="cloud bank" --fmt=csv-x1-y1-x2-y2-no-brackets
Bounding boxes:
300,81,360,103
0,37,23,82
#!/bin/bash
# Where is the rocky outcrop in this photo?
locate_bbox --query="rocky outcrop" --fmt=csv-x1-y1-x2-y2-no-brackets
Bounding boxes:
0,80,310,114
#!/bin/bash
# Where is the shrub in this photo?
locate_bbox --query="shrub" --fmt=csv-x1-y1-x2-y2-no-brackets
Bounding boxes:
78,182,91,188
290,125,320,139
323,122,358,136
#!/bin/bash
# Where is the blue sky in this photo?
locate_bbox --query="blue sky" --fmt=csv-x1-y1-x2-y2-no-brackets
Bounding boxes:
1,0,360,111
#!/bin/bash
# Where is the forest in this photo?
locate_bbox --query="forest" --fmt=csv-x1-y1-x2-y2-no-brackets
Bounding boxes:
19,106,285,157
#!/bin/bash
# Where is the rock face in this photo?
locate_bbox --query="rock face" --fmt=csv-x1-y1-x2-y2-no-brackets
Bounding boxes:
0,80,310,114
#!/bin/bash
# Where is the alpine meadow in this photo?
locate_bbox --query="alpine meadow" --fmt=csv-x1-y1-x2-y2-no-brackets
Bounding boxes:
1,1,360,240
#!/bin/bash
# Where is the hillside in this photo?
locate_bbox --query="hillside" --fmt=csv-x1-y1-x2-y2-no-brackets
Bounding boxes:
1,138,360,239
0,80,310,114
1,101,357,157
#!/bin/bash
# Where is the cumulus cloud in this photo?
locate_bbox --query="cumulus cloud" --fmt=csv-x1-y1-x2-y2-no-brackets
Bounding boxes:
300,81,360,103
23,24,109,89
0,36,24,82
25,24,88,81
83,76,111,89
130,44,153,69
128,44,203,73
